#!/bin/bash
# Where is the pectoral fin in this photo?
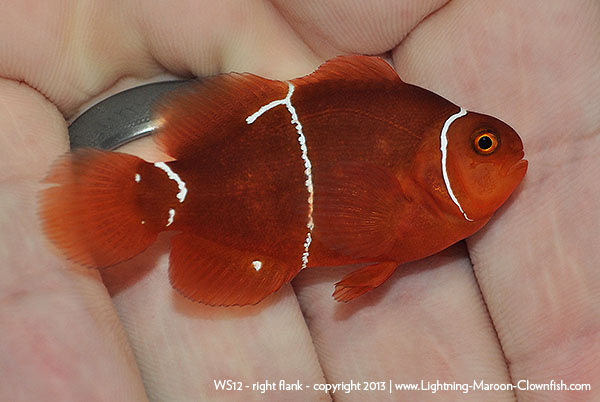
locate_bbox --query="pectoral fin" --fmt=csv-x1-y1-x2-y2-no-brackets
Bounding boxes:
333,261,398,302
315,163,405,259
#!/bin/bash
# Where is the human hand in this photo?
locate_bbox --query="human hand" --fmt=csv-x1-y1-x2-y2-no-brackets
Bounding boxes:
1,1,598,401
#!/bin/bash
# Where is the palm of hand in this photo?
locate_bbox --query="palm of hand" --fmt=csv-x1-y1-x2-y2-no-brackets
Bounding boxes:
1,1,598,401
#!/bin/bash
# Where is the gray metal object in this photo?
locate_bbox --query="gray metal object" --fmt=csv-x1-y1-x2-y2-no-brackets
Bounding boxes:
68,80,194,150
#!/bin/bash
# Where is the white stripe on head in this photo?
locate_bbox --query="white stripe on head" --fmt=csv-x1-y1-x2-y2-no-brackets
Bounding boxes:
440,107,473,221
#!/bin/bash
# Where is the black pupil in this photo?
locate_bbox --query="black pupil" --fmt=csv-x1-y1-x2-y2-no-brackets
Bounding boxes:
478,135,493,150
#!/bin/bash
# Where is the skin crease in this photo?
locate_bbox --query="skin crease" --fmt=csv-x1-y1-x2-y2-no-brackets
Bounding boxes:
0,0,598,401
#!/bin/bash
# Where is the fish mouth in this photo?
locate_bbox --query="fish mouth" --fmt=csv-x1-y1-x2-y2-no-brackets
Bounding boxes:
503,151,528,177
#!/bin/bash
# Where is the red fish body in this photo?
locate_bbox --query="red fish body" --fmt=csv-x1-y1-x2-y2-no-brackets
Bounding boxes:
41,55,527,306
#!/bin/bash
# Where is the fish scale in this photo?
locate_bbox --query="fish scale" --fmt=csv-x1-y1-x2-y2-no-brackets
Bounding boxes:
41,55,527,306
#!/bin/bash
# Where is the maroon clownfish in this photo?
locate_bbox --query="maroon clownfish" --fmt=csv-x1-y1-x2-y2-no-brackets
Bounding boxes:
40,55,527,306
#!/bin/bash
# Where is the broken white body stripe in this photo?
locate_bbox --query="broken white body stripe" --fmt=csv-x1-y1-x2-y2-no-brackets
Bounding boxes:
153,162,188,203
440,107,473,222
246,81,314,270
154,162,187,227
166,208,175,227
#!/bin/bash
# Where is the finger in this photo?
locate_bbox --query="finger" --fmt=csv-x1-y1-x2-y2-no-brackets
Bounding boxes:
0,79,148,401
3,2,328,400
395,0,600,398
284,1,516,400
294,245,516,401
102,259,328,401
0,0,320,117
63,3,327,401
272,0,449,56
104,111,328,400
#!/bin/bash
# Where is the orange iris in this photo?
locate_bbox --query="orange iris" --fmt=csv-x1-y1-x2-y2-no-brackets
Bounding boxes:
473,132,499,155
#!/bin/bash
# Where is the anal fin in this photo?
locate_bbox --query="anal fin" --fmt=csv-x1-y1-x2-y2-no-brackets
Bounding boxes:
333,261,398,302
168,233,300,306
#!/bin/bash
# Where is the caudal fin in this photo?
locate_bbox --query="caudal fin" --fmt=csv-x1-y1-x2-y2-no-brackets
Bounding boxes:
40,149,175,267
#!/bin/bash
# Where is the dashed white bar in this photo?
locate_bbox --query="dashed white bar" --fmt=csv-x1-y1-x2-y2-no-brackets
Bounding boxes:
166,208,175,227
252,260,263,271
246,81,315,270
153,162,188,203
440,107,473,221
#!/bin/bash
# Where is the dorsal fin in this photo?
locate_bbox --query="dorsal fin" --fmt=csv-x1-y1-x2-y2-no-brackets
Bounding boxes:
154,55,401,159
153,73,289,159
292,55,402,87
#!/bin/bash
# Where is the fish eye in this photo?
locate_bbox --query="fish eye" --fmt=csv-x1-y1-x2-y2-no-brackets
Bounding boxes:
473,131,499,155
